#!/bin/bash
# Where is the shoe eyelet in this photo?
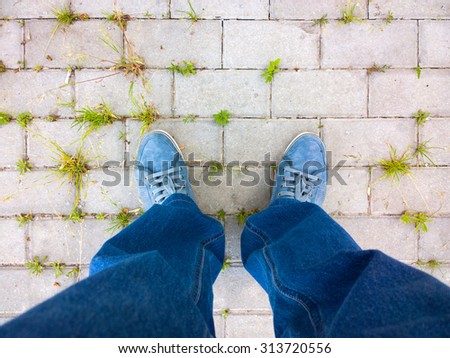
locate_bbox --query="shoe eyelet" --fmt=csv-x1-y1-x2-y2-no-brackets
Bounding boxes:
277,193,281,197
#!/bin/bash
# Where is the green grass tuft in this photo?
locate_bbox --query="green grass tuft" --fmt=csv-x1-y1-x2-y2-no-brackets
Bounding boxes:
413,109,430,126
414,139,438,166
95,213,109,220
183,114,198,123
66,266,81,278
415,259,441,271
262,58,281,83
384,10,394,24
17,112,33,128
413,65,422,79
107,208,134,232
178,0,199,22
52,4,81,26
66,207,87,223
16,159,32,175
16,213,32,227
105,8,131,30
74,102,118,137
401,211,432,232
50,144,90,208
216,209,226,222
221,308,230,319
378,145,412,182
50,260,66,278
235,208,259,226
168,61,197,77
367,63,391,75
221,258,231,272
0,112,12,125
132,100,160,136
25,256,48,277
339,1,364,24
213,110,231,127
313,15,328,27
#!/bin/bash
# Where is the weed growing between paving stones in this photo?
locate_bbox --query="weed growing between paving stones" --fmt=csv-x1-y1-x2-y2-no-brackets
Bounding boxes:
47,139,90,209
183,114,198,123
339,1,364,24
367,63,391,75
0,60,6,72
235,208,259,225
25,256,48,277
401,211,432,232
221,258,231,272
17,112,33,128
66,207,87,223
74,102,119,138
34,65,43,72
131,98,160,136
66,266,81,279
168,61,197,77
100,35,148,96
221,309,230,319
414,65,422,79
413,109,430,126
0,112,12,124
414,259,442,273
52,4,83,27
105,8,131,30
178,0,199,22
213,110,231,127
216,209,226,222
414,140,439,166
107,208,135,232
47,114,60,122
16,159,33,175
377,145,412,182
384,11,394,24
313,15,328,27
50,261,66,278
262,58,281,83
44,3,88,58
16,213,32,227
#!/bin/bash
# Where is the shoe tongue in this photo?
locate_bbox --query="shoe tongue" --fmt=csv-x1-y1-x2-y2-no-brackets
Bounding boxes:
152,152,180,175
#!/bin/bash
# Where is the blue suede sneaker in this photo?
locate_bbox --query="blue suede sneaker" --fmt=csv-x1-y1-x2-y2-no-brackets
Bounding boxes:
135,130,195,210
271,133,327,206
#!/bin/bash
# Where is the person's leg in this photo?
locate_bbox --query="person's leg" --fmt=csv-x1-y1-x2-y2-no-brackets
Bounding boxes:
0,131,224,338
241,133,450,337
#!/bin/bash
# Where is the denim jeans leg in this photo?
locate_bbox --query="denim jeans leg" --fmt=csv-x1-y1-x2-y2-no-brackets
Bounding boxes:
0,194,225,337
241,198,450,337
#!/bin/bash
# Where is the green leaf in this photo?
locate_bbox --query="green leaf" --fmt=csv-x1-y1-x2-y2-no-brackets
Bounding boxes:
262,58,281,83
213,110,231,127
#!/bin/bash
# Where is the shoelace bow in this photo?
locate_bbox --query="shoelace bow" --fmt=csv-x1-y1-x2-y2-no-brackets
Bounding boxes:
145,166,186,204
278,166,321,202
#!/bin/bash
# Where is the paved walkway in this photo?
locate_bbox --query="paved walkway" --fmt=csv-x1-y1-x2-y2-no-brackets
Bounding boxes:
0,0,449,337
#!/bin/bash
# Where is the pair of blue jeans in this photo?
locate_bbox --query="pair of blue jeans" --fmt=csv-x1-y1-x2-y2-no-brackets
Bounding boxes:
1,194,450,337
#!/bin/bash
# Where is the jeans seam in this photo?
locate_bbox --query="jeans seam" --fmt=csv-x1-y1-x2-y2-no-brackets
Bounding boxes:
245,222,324,336
192,232,225,304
